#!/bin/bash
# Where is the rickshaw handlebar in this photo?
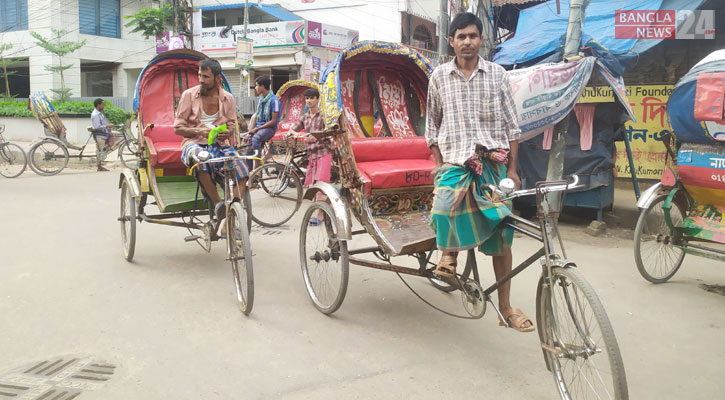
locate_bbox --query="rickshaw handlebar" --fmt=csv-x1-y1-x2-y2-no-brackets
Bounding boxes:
487,175,581,201
194,149,260,165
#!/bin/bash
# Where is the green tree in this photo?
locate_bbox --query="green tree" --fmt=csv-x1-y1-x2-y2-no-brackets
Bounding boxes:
30,29,87,102
123,5,173,39
0,43,20,99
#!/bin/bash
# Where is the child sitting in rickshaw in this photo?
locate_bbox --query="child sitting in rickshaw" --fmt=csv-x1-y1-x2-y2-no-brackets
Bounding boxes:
288,87,332,226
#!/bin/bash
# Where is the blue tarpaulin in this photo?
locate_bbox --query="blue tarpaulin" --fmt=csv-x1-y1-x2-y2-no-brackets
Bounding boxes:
494,0,704,67
198,3,300,22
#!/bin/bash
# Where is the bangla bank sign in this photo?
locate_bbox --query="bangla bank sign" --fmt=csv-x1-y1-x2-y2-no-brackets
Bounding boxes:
198,20,306,51
196,20,359,52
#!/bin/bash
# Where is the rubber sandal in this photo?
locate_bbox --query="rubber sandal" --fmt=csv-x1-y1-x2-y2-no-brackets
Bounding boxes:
309,217,321,226
433,255,458,278
498,308,536,333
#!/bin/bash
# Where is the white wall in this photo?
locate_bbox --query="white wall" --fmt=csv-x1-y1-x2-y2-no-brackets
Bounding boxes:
0,0,158,98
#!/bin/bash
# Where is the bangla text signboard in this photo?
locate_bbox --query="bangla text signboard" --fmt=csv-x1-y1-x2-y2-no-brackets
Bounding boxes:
581,84,673,179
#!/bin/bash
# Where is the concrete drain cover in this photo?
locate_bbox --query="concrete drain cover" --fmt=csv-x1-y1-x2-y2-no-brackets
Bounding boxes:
0,356,116,399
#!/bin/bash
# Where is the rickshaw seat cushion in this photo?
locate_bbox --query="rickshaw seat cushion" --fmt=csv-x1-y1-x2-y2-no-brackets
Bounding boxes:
350,136,432,162
357,159,435,193
350,137,435,194
144,125,185,170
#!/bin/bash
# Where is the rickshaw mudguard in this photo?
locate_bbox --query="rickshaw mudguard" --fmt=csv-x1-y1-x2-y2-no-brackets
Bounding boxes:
637,182,665,210
118,169,142,198
303,182,352,240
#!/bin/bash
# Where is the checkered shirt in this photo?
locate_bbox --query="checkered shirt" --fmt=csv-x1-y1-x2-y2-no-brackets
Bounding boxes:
425,56,521,166
291,110,331,159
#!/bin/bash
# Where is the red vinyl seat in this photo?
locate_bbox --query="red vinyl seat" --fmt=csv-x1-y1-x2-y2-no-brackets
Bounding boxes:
144,125,185,170
350,136,435,195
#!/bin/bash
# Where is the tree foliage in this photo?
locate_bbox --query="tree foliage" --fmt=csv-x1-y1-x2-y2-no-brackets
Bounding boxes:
124,5,173,39
30,29,87,102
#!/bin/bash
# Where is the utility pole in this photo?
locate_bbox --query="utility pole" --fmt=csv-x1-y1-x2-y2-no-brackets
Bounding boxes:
244,0,249,39
545,0,590,210
438,0,448,64
172,0,179,36
475,0,494,60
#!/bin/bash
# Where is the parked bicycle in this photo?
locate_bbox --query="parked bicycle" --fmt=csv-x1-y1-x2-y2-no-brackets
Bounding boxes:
28,121,138,176
245,133,307,227
0,124,28,178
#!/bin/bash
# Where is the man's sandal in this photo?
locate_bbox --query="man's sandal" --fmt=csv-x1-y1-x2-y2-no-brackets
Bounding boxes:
433,255,458,279
498,308,536,333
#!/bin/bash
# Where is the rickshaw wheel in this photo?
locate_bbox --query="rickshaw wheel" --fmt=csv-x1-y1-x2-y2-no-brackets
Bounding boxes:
426,248,475,293
300,201,349,315
536,267,628,400
248,162,302,227
120,180,136,262
119,139,139,170
634,194,687,283
28,138,69,176
228,202,254,315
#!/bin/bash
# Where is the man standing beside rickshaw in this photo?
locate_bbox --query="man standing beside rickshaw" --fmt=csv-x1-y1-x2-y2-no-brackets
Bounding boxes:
426,12,533,332
174,58,247,220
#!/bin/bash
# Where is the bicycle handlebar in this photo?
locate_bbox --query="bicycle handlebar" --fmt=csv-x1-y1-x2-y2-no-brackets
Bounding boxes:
487,175,582,201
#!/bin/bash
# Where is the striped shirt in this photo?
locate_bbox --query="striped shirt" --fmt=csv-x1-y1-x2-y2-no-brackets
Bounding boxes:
425,56,521,166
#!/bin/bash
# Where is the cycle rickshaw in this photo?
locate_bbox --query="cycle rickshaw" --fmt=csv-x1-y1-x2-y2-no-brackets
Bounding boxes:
634,50,725,283
118,49,255,314
244,80,318,227
298,41,627,399
27,92,138,175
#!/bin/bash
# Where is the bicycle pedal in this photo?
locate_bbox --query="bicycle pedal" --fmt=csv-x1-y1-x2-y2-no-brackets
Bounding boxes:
184,235,202,242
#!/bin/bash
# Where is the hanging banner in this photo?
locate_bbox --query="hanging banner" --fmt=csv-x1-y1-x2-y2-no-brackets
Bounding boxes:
199,20,305,52
508,57,596,142
235,38,254,68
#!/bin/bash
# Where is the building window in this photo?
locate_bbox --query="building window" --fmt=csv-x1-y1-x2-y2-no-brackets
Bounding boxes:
79,0,120,38
0,0,28,32
412,25,433,50
84,71,113,97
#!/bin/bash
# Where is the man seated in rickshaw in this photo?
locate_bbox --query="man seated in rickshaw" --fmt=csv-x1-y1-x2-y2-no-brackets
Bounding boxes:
174,58,247,219
426,12,533,333
247,75,280,170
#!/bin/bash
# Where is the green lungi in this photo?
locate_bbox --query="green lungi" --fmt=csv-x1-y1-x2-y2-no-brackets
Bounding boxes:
430,159,514,255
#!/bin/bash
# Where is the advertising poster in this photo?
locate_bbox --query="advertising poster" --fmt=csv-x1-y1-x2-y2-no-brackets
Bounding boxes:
580,84,673,179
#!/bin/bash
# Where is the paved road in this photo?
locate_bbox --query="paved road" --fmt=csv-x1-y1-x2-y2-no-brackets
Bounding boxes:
1,170,724,399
